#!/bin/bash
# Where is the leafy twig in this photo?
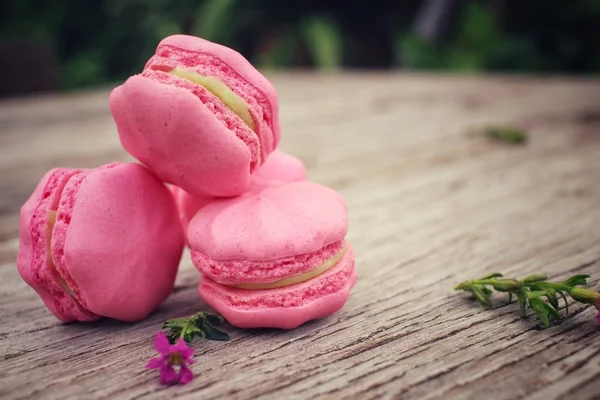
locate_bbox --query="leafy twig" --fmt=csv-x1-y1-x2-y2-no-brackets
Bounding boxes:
484,126,528,144
454,273,600,327
163,311,230,344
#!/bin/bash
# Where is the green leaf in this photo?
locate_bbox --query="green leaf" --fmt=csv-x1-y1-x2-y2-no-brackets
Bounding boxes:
529,281,571,293
301,16,343,70
542,301,561,321
257,28,300,69
192,0,240,44
484,127,528,145
545,288,559,309
529,297,550,327
454,281,472,291
558,291,569,315
205,313,225,325
481,273,503,280
61,51,104,89
459,2,498,50
526,290,547,299
481,286,493,295
472,284,493,308
166,332,179,344
163,319,186,329
397,34,443,69
562,275,590,288
200,322,230,341
487,279,521,292
447,50,486,72
163,311,230,344
521,275,548,283
515,288,528,316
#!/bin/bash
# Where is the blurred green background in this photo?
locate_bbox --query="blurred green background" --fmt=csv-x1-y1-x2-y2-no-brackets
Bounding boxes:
1,0,599,96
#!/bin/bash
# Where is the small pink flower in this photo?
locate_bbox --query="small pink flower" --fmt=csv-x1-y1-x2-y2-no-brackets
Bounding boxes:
147,332,195,385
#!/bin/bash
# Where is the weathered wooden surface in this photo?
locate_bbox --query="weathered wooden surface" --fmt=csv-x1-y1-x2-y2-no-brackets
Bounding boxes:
1,73,599,400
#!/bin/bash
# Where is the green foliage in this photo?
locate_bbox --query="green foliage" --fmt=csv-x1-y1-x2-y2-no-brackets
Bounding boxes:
163,311,230,344
455,272,599,328
399,2,545,72
192,0,240,45
1,0,600,91
61,51,104,89
484,126,528,145
301,16,343,70
562,275,591,288
398,35,441,70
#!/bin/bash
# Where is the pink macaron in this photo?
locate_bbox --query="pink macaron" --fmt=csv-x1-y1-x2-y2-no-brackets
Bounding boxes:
17,162,184,322
171,150,307,232
109,34,281,198
187,181,357,329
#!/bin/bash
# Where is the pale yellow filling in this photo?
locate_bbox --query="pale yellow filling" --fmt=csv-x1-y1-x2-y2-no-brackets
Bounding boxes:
169,67,255,131
231,247,345,290
45,210,75,297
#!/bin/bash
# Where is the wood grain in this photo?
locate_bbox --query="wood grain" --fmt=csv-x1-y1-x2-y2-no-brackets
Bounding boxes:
1,73,599,400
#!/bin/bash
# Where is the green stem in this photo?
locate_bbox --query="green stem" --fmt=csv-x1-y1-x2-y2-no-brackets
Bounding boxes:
474,279,505,285
559,291,569,315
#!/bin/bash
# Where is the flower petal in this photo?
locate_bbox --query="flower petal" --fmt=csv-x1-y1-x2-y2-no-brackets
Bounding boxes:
171,339,194,358
154,332,171,354
146,357,164,370
172,338,188,351
178,364,194,385
179,346,195,360
160,364,178,385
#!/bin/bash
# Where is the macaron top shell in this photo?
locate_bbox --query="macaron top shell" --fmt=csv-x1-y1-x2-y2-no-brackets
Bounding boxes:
171,150,307,232
187,181,347,261
110,76,253,197
147,34,281,151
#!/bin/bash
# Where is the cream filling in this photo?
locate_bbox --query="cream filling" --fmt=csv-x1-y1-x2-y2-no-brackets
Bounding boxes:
231,246,345,290
168,67,255,132
45,210,75,297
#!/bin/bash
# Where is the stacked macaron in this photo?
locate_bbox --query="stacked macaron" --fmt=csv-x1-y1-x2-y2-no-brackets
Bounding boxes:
17,34,356,329
187,182,356,329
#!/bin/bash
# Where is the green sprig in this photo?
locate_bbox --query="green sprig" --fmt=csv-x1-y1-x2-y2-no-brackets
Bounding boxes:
484,126,528,144
454,273,599,327
163,311,230,344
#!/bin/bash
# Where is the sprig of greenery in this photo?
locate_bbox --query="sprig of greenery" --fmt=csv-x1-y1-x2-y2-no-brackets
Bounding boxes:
454,273,600,327
163,311,230,344
484,126,528,144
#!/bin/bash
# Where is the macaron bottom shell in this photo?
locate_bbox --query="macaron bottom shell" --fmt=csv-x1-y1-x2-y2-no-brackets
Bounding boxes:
198,245,356,329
